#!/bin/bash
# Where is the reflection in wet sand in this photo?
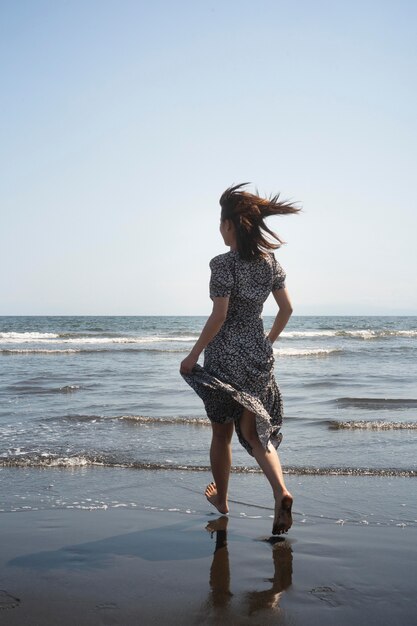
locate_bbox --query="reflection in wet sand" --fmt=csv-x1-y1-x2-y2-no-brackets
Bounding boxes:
205,516,293,618
246,538,293,614
206,516,232,608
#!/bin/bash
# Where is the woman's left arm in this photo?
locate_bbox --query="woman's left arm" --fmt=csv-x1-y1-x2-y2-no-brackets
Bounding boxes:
268,288,293,343
180,297,229,374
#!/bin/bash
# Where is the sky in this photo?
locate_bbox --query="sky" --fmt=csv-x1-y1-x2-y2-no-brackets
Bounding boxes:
1,0,416,316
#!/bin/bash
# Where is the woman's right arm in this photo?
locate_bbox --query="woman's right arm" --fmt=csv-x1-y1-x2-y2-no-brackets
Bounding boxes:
179,297,229,374
267,288,293,343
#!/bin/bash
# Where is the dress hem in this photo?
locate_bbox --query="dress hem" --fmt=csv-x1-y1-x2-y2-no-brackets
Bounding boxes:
181,364,283,456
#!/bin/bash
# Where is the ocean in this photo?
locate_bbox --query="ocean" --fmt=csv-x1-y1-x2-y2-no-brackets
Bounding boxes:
1,315,416,517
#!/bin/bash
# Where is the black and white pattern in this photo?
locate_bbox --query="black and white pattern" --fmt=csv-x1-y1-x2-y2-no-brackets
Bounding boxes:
182,250,286,456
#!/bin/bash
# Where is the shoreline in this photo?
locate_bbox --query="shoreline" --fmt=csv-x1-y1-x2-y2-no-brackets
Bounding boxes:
1,470,417,624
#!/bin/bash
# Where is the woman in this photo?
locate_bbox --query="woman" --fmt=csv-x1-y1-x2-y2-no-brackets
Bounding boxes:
180,183,299,535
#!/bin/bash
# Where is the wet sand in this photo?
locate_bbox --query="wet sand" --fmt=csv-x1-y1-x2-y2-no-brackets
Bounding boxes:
1,471,417,625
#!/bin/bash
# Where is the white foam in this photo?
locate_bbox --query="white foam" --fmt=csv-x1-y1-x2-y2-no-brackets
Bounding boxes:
274,347,341,357
0,333,198,345
1,349,80,354
37,455,101,467
282,330,336,338
0,332,59,342
340,330,377,339
59,336,199,344
332,420,417,430
282,329,417,339
337,329,417,339
2,330,415,346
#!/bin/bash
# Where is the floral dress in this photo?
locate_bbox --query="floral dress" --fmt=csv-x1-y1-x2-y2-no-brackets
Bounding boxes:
181,250,286,455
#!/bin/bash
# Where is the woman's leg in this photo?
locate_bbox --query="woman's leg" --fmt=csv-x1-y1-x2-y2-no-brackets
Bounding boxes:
205,421,234,514
239,408,293,534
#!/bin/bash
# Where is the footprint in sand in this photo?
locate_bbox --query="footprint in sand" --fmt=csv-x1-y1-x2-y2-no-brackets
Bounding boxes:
96,603,118,610
0,590,20,610
96,602,119,625
310,586,339,607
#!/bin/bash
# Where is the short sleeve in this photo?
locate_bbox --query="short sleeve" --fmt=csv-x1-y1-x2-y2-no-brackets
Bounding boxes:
271,254,286,291
209,255,234,298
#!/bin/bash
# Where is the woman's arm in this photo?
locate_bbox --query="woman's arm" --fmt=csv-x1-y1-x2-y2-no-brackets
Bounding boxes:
180,297,229,374
267,288,293,343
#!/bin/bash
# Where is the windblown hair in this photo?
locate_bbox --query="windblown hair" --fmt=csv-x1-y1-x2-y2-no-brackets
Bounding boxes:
219,183,300,261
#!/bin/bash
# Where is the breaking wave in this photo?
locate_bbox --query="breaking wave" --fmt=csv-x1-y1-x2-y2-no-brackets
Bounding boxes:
2,346,342,357
0,347,190,356
1,454,415,476
275,347,342,357
282,329,417,339
1,349,81,355
328,420,417,430
0,333,198,344
2,329,416,347
54,414,210,426
0,332,59,340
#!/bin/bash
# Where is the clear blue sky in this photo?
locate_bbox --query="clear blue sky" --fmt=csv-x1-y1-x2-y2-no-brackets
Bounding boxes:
1,0,416,315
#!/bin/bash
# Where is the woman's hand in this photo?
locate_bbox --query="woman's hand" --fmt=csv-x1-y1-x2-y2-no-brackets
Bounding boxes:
180,353,198,375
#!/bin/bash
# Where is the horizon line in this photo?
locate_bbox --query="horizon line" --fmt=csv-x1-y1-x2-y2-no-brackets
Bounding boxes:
1,313,416,318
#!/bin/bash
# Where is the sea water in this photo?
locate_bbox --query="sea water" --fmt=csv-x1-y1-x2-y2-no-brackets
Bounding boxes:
1,315,416,515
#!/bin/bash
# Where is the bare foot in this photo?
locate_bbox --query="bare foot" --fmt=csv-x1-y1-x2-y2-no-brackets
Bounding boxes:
205,482,229,514
272,494,293,535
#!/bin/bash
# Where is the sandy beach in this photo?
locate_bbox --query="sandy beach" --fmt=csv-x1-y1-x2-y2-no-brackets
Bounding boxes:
1,469,416,625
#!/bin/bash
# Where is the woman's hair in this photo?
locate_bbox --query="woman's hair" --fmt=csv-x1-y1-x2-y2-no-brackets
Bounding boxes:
219,183,300,260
